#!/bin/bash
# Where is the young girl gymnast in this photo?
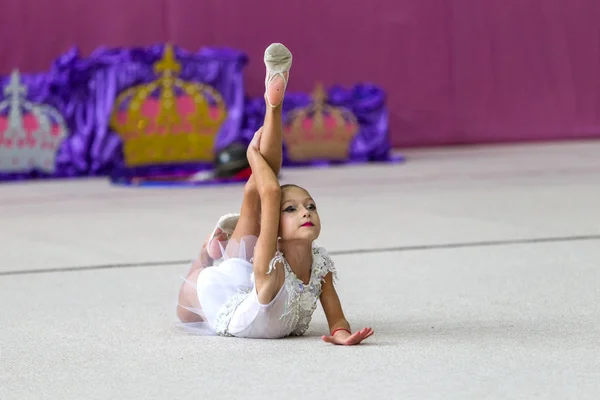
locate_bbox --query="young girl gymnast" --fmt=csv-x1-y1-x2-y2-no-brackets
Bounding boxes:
176,43,374,345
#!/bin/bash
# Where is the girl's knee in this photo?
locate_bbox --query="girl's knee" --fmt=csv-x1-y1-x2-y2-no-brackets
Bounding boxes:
180,270,201,303
177,305,203,323
178,270,203,322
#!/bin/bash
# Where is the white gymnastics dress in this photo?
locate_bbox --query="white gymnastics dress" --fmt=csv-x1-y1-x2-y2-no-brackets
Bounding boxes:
179,221,338,338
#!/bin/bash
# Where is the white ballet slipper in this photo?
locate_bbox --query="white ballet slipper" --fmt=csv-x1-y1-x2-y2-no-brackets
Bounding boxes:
264,43,292,108
206,213,240,265
210,213,240,241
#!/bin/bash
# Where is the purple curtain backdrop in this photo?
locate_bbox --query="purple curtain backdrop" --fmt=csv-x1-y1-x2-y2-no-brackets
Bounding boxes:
1,0,600,147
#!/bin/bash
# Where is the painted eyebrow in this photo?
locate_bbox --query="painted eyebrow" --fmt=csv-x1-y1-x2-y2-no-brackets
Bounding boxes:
282,197,314,206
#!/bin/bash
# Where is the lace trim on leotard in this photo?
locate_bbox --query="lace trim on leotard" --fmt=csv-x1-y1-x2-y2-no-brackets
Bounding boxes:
312,246,338,283
215,287,253,336
266,250,285,274
281,245,339,336
214,245,337,338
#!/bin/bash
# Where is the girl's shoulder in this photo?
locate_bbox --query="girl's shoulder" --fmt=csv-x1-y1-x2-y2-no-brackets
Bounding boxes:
311,243,338,281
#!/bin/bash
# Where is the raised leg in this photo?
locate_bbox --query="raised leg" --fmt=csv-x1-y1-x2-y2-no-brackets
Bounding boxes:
177,43,292,322
227,43,292,249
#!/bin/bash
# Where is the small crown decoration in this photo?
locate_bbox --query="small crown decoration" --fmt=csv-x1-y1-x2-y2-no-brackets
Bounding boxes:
0,70,68,173
110,44,228,167
283,83,359,162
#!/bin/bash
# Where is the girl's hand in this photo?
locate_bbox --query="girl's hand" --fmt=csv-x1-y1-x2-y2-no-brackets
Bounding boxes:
322,327,374,346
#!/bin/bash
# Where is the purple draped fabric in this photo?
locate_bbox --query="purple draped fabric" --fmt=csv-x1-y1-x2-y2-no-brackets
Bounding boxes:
0,48,96,181
242,83,400,167
0,44,396,183
87,44,248,178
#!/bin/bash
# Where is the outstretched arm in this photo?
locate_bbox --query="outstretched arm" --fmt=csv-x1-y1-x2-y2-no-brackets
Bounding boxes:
246,129,285,304
319,272,374,345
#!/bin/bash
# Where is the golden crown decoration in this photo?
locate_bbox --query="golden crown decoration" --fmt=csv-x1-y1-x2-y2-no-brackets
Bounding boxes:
283,83,359,162
110,44,228,167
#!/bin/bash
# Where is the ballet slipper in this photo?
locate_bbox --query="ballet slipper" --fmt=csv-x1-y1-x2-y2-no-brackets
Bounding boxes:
264,43,292,108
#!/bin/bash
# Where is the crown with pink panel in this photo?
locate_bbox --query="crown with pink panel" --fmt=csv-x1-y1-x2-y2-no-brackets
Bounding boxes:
283,83,359,162
109,44,228,167
0,70,68,173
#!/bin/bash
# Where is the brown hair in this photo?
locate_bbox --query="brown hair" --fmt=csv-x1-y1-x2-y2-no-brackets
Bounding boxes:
280,183,302,191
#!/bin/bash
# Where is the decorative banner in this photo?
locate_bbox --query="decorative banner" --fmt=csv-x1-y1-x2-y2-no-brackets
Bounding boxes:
0,70,67,174
0,48,402,184
0,48,97,181
284,84,359,162
87,43,248,179
241,82,402,167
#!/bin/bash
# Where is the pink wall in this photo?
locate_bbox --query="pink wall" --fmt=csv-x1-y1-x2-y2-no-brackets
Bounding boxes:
2,0,600,148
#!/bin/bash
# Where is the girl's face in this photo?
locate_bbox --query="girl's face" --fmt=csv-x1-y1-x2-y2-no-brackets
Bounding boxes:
279,186,321,242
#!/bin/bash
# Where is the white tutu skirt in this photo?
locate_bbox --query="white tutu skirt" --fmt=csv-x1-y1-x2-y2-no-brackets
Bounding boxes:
178,235,259,336
179,233,302,338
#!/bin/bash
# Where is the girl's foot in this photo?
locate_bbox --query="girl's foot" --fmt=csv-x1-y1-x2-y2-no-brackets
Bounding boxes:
264,43,292,108
207,213,240,260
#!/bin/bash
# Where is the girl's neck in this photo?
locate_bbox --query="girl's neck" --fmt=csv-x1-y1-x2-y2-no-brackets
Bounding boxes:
279,240,313,280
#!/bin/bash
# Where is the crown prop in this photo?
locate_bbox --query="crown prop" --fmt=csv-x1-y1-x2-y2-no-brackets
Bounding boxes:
283,83,359,162
0,70,68,173
110,44,228,167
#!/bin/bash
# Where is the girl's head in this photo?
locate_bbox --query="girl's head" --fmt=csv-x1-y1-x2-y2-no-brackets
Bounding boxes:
279,184,321,242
